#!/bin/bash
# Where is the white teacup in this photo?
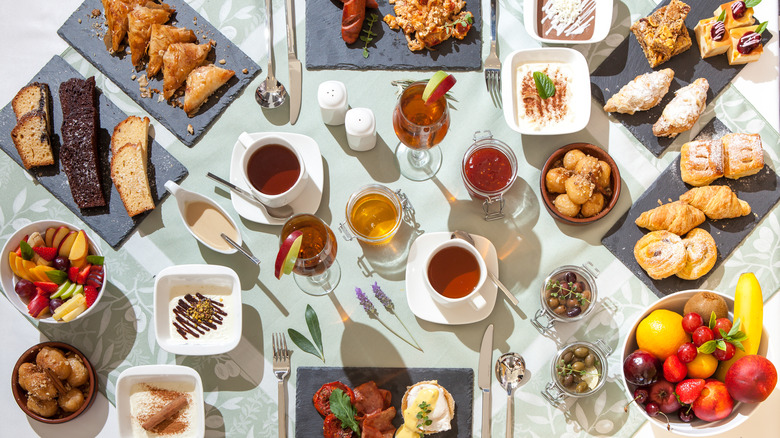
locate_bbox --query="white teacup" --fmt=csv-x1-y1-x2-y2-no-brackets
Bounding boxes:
238,132,308,208
424,239,488,309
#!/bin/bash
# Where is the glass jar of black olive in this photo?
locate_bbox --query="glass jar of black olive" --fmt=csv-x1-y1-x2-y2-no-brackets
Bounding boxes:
542,339,612,407
531,263,598,335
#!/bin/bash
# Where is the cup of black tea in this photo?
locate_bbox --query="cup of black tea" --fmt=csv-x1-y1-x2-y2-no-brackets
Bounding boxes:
423,239,487,308
238,132,308,207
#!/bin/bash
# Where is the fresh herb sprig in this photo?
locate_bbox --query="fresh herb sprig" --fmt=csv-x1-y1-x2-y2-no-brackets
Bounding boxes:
745,0,762,8
329,389,360,434
372,282,423,351
415,400,433,431
557,363,601,378
19,240,33,261
533,71,556,99
444,12,473,36
360,13,379,58
288,304,325,362
698,313,748,354
546,280,590,307
755,21,768,35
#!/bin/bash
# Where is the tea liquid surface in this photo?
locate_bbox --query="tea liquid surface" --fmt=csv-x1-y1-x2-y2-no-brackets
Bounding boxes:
427,246,480,299
247,144,300,195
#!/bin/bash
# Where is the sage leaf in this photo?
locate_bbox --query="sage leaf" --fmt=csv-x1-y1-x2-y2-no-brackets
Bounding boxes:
532,71,556,99
305,304,323,357
288,328,323,361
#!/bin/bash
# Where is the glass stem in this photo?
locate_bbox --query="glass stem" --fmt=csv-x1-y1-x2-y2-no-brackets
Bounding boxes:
408,149,430,168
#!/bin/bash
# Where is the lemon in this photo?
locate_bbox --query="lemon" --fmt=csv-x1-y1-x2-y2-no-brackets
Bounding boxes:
686,353,719,379
636,309,690,360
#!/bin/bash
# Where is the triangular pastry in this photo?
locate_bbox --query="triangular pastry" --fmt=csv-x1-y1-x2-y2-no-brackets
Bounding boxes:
148,24,196,77
183,65,235,116
127,4,174,67
162,41,213,99
102,0,146,52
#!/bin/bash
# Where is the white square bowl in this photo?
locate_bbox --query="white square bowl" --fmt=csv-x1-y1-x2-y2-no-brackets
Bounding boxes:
523,0,613,44
116,364,204,438
501,47,591,135
154,264,242,356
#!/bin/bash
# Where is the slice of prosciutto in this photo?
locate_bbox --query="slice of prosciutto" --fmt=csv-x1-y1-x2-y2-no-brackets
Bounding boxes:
354,381,389,416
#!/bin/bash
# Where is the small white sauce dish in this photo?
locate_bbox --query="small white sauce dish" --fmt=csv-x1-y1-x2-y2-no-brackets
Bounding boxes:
523,0,612,44
116,364,205,438
501,47,590,135
154,264,242,355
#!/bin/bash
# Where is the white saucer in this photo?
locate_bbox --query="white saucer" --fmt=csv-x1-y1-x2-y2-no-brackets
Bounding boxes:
405,232,498,325
229,132,324,225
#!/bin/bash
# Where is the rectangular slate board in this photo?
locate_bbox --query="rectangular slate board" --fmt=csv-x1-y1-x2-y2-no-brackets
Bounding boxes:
590,0,773,157
306,0,482,71
296,367,473,437
0,55,188,249
602,118,780,297
57,0,261,147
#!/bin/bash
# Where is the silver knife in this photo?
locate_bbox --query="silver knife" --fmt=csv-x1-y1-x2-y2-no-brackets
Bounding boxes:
479,324,494,437
285,0,302,124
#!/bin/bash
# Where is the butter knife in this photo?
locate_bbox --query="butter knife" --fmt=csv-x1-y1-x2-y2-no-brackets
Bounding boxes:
479,324,494,437
285,0,302,124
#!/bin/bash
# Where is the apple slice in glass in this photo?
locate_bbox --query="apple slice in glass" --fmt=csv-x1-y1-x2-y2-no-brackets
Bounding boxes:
275,231,303,279
422,70,456,104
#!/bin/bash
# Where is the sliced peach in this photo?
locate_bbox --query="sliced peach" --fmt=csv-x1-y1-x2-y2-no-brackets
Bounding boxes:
44,227,57,247
71,256,87,269
57,231,77,257
51,226,71,249
68,230,89,261
9,252,22,278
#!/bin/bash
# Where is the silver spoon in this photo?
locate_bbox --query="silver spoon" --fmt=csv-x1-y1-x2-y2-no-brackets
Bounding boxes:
222,233,261,265
255,0,287,109
206,172,293,220
451,230,519,306
496,353,527,438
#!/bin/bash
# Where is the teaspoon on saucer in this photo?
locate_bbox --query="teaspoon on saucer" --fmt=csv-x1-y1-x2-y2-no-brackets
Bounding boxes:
451,230,519,306
207,172,293,220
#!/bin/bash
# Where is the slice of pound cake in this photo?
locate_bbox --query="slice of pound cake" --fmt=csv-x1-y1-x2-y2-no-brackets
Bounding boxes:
111,142,154,216
10,82,54,169
111,115,149,161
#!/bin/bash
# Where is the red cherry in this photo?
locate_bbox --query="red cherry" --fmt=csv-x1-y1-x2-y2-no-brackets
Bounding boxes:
677,342,698,364
682,313,703,333
737,32,761,54
713,318,733,338
634,387,649,404
692,326,715,347
713,342,736,361
646,402,660,417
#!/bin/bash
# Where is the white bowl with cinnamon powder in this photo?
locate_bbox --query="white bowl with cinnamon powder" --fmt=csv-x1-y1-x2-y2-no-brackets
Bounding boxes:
116,365,204,438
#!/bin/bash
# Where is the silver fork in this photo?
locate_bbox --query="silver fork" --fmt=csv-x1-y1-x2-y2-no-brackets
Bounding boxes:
272,333,291,438
484,0,502,107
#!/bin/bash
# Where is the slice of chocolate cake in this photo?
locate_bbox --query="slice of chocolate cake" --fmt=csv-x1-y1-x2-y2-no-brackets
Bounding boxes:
59,77,106,208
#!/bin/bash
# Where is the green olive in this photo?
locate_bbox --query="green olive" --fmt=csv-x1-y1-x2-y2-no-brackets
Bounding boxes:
581,290,591,301
585,353,595,367
575,382,589,393
563,352,573,363
574,347,589,358
554,305,566,315
571,361,585,372
548,297,560,308
563,375,574,387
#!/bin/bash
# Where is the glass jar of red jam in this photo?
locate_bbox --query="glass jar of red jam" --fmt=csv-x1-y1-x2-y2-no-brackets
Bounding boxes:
461,131,518,220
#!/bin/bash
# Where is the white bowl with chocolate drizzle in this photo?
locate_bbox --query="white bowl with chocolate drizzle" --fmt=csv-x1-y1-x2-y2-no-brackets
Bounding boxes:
523,0,613,44
154,264,242,355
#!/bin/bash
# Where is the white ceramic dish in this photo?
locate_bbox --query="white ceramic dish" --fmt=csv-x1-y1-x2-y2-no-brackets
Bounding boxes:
621,289,770,436
523,0,612,44
501,48,590,135
405,232,498,325
229,132,324,225
0,220,106,324
116,364,204,438
154,264,242,355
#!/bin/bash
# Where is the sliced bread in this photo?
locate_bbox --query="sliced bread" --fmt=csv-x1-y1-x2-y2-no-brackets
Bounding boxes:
111,115,150,162
11,110,54,169
111,142,154,217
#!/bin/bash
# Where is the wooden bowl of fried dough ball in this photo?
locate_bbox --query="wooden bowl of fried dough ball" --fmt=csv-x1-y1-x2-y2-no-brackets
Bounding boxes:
12,341,97,423
541,143,621,224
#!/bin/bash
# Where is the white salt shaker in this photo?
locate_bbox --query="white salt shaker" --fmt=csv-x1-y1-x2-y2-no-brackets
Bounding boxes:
317,81,348,125
345,108,376,151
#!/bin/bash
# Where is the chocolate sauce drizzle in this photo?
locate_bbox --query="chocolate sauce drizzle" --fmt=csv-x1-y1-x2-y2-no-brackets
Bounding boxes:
172,293,227,340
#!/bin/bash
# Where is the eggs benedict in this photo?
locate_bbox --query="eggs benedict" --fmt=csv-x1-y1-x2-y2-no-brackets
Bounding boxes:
396,381,454,437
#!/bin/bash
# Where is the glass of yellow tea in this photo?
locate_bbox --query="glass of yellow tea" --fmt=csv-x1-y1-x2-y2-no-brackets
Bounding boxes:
339,185,412,245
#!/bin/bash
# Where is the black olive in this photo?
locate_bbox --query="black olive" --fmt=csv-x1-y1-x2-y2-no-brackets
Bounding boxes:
564,272,577,284
566,306,582,317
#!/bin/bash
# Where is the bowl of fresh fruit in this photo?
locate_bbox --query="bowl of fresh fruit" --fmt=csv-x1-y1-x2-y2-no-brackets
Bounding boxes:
621,274,777,436
1,220,106,323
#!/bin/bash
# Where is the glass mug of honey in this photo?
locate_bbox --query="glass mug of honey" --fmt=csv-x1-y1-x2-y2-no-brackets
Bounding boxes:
423,239,487,309
461,131,518,221
238,132,308,208
338,184,413,245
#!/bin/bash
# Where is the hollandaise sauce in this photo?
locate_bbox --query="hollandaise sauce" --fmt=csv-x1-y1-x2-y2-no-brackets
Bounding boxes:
396,385,451,438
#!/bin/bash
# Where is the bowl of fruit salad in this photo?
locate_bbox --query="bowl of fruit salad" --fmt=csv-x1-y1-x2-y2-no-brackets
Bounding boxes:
621,282,774,436
1,220,107,324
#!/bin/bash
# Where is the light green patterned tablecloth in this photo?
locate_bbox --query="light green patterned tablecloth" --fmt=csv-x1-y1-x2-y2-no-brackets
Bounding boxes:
1,0,779,436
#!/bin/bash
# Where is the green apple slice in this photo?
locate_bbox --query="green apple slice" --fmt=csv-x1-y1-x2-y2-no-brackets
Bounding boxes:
422,70,456,104
275,231,303,279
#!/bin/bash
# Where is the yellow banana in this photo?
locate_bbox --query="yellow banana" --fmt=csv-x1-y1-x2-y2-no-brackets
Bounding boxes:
714,273,763,381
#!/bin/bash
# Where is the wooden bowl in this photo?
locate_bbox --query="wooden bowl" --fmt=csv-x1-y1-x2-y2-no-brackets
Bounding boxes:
540,143,621,225
11,341,97,423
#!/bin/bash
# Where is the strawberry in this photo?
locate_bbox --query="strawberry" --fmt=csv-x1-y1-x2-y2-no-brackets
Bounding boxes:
32,246,57,261
76,265,91,285
33,282,59,294
84,285,98,308
676,379,705,405
663,355,687,383
68,266,80,283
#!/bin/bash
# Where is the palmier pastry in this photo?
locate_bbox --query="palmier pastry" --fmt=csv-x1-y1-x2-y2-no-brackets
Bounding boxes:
679,185,751,219
634,230,687,280
722,133,764,179
653,78,709,138
680,139,723,186
676,228,717,280
604,69,674,114
635,201,705,235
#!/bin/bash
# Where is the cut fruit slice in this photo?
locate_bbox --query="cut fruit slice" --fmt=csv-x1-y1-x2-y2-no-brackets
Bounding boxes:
51,226,71,249
61,303,87,322
51,280,73,299
57,231,78,257
34,282,59,294
68,230,89,261
422,70,456,104
53,294,85,320
44,227,57,247
274,231,303,280
9,252,23,278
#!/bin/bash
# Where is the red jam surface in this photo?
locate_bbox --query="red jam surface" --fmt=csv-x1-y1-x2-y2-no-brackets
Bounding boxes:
464,147,513,193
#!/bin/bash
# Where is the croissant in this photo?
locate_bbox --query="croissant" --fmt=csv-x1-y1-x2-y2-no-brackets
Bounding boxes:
652,78,709,138
162,41,213,99
127,4,174,67
183,65,235,116
635,200,706,235
148,25,196,77
679,185,751,219
604,69,674,115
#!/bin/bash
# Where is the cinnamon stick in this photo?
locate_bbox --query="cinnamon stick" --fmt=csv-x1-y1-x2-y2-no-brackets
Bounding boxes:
44,368,68,395
141,394,189,431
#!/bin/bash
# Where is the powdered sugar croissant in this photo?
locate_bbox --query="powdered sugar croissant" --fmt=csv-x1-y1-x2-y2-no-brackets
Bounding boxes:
653,78,709,138
604,69,674,114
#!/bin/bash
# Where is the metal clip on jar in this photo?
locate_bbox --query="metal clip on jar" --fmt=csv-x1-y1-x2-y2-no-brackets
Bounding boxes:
542,339,612,408
531,262,600,335
338,184,413,245
461,131,518,221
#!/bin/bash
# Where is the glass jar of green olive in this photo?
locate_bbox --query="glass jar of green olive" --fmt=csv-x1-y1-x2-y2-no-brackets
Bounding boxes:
542,339,612,407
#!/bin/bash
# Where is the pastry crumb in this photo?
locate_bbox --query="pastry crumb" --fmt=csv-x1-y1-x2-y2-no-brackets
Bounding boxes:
91,9,101,17
78,18,82,24
187,124,194,135
218,59,226,65
131,74,137,80
242,68,248,74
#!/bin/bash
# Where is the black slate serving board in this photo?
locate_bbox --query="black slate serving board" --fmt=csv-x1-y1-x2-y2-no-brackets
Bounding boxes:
306,0,482,71
0,55,188,249
295,367,473,437
602,118,780,297
57,0,261,147
591,0,772,157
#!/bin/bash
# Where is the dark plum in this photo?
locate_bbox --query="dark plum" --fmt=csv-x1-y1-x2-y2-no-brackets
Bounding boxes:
624,350,661,386
49,298,64,312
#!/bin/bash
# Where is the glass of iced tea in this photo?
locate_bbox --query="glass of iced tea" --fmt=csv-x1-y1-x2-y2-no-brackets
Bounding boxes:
279,214,340,295
392,81,450,181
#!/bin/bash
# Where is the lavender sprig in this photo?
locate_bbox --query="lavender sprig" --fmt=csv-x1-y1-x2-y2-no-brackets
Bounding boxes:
372,282,423,351
356,288,423,352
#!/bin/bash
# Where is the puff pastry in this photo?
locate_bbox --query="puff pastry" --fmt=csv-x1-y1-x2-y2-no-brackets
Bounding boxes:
604,69,674,115
102,0,145,52
634,230,687,280
676,228,717,280
679,185,751,219
680,139,724,186
148,24,196,77
722,133,764,179
635,200,706,235
162,41,213,99
127,4,174,67
183,65,235,116
652,78,709,138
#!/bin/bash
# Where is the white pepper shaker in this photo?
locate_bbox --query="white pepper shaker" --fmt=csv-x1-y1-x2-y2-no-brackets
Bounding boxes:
317,81,348,125
345,108,376,151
